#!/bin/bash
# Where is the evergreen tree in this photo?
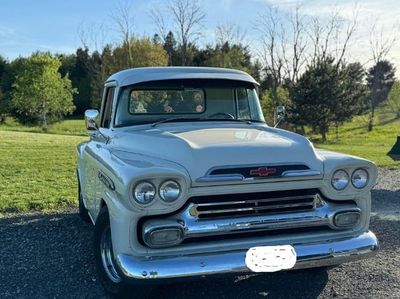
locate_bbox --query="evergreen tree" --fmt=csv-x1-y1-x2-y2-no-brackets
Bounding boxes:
366,60,396,131
291,57,366,142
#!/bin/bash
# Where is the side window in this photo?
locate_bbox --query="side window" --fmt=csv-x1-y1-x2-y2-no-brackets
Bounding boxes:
236,88,251,120
101,87,115,128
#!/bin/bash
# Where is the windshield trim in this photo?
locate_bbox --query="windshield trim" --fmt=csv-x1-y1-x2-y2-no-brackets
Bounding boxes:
113,79,263,128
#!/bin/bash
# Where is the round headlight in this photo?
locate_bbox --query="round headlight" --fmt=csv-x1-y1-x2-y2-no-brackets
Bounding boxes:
133,181,156,204
159,180,181,202
331,170,349,190
351,168,369,189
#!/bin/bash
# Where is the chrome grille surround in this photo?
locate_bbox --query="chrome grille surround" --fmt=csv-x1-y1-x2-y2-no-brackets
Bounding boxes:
141,189,361,248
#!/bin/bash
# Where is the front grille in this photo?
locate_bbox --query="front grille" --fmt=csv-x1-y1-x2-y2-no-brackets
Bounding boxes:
189,189,319,219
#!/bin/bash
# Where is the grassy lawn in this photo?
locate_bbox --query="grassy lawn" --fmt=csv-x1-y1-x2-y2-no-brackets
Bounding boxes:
0,130,86,213
314,108,400,168
0,117,87,136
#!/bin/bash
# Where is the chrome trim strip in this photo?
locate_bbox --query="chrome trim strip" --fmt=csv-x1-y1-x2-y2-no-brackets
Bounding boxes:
196,169,322,183
281,170,322,177
116,231,379,281
196,174,244,183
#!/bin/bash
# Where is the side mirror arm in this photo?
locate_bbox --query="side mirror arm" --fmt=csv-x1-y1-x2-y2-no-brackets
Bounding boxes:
84,109,109,143
274,106,286,128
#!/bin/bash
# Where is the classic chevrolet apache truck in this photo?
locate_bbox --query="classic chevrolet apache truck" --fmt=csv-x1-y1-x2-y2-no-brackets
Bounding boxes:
77,67,379,296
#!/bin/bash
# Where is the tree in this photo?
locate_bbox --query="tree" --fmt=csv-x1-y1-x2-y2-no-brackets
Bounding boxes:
71,48,92,114
291,57,366,142
369,20,397,64
260,86,291,124
0,55,9,121
200,42,261,81
332,62,367,137
163,31,178,66
58,49,93,115
257,4,358,95
11,53,76,128
366,60,396,131
85,38,168,109
150,0,205,66
388,81,400,118
0,57,26,117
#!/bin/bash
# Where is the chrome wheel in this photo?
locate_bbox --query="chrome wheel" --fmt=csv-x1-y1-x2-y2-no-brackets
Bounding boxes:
100,225,122,283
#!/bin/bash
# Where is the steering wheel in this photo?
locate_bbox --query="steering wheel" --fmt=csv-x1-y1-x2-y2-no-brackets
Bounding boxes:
208,112,235,119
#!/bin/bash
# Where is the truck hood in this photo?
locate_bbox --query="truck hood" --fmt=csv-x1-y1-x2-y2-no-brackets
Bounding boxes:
111,124,323,183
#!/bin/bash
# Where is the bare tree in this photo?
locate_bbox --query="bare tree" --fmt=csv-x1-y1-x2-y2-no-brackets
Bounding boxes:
308,6,358,69
287,5,307,82
215,23,247,47
111,1,135,66
369,19,398,63
257,5,309,90
257,4,359,90
77,20,109,52
149,7,168,43
257,6,286,90
150,0,205,65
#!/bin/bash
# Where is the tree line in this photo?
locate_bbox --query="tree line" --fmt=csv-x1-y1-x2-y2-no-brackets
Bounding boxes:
0,0,398,141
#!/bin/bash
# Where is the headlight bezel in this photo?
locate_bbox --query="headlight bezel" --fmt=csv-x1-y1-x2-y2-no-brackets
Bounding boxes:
159,180,182,203
132,181,157,204
331,169,350,191
351,168,369,189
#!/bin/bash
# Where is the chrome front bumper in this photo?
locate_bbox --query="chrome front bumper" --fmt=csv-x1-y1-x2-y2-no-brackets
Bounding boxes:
115,231,378,282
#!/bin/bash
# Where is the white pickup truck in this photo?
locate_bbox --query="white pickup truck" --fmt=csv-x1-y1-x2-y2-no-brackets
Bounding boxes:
77,67,378,297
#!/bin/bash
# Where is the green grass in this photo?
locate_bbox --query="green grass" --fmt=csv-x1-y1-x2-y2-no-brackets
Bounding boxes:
314,108,400,168
0,130,86,213
0,116,87,136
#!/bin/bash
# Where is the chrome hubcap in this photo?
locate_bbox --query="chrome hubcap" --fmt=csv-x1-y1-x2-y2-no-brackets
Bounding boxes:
100,225,122,283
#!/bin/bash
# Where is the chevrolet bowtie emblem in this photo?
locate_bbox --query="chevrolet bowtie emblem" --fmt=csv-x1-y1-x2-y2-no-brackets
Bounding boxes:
249,167,277,177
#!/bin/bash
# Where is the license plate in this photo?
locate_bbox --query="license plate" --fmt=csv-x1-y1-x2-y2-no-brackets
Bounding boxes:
245,245,297,272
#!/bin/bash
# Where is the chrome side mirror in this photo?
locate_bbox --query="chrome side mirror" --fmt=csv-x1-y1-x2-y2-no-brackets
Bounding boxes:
274,106,286,128
85,109,100,131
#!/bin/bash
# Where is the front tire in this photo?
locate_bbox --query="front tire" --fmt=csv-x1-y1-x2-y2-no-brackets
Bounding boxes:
94,207,131,298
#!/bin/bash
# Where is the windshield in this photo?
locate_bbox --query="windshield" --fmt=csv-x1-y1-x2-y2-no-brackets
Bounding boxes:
114,79,265,127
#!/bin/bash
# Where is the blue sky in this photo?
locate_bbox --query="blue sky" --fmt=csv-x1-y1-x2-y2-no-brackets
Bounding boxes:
1,0,399,73
0,0,260,59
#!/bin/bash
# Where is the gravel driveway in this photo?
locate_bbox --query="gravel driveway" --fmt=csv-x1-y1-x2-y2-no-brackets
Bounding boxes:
0,168,399,299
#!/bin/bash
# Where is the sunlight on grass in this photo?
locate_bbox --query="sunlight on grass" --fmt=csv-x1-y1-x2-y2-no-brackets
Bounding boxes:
0,116,86,136
0,130,86,212
314,107,400,168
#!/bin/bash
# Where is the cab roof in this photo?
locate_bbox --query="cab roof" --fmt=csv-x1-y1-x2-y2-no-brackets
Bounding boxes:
106,67,259,87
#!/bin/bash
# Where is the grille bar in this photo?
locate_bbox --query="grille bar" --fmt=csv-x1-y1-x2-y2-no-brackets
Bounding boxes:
197,202,315,215
190,190,319,219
